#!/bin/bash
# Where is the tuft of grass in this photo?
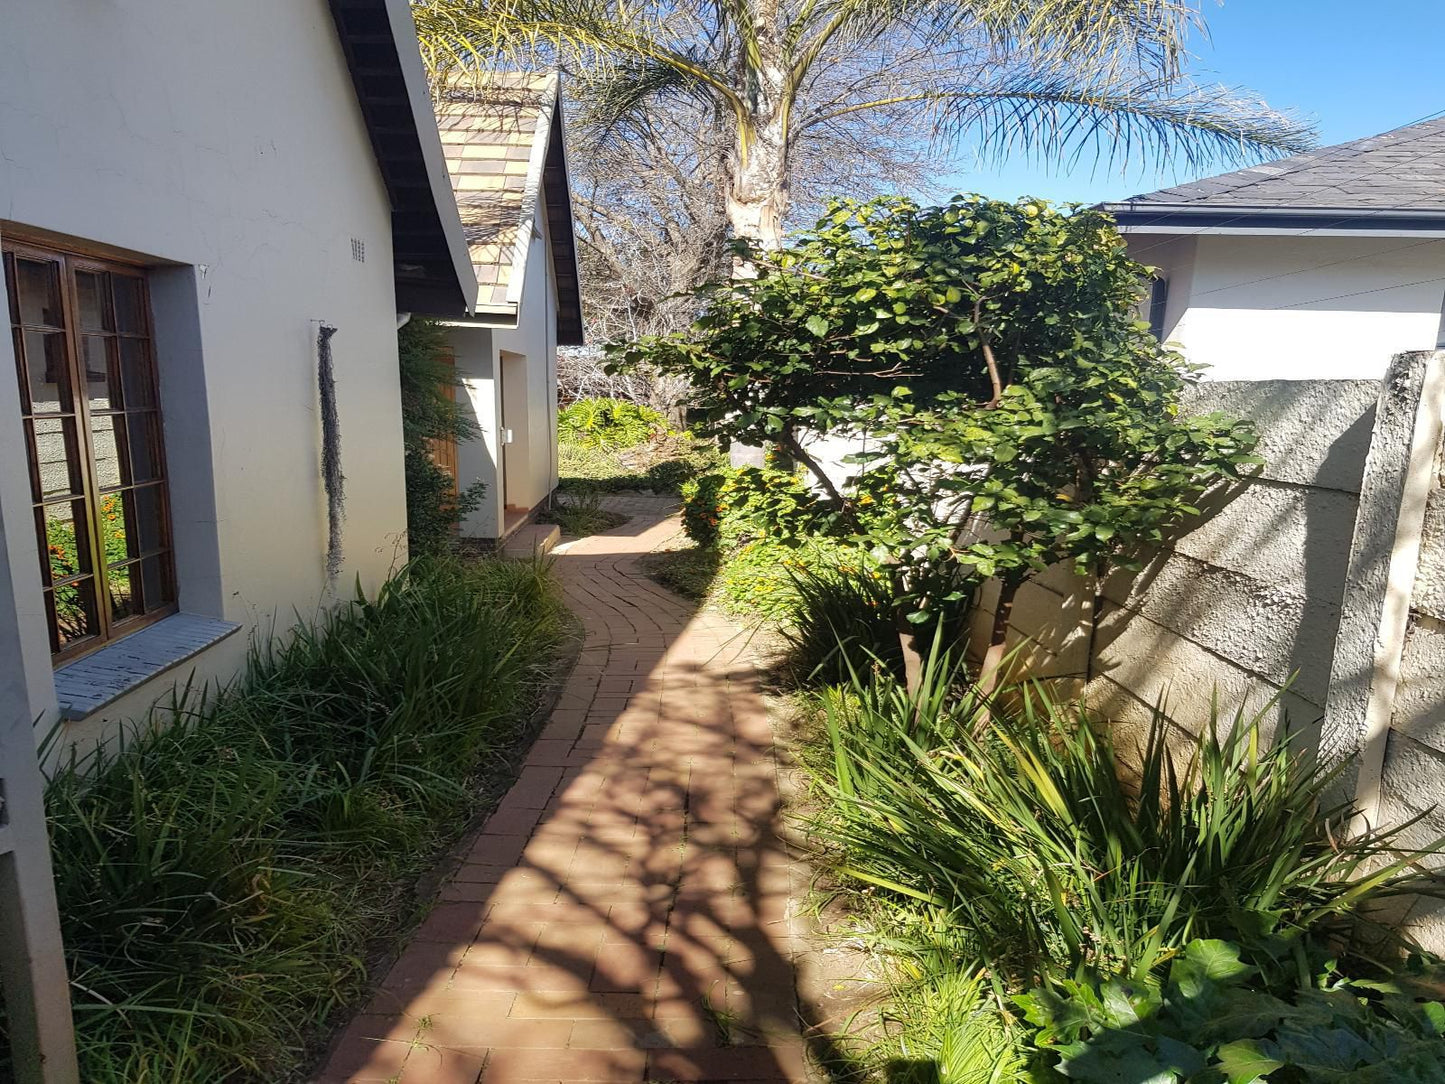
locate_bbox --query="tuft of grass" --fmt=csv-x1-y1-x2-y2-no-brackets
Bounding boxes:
28,555,566,1083
537,487,629,537
778,564,974,687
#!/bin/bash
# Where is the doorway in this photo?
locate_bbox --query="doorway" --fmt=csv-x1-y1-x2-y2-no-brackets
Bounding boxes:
499,349,528,535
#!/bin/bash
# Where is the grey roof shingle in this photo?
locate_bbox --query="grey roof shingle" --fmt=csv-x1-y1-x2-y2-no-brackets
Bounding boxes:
1111,115,1445,214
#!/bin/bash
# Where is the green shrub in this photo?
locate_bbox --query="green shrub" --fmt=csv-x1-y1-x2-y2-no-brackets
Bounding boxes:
680,471,726,545
558,396,667,449
710,535,867,623
682,463,834,550
399,320,486,553
33,556,565,1082
1018,939,1445,1083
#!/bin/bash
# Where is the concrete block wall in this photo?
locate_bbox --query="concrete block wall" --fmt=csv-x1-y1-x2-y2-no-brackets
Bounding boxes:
984,355,1445,946
975,379,1382,742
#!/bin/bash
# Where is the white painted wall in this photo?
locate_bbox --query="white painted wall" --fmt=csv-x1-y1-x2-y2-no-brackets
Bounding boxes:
0,0,410,749
1128,234,1445,381
451,204,561,537
491,208,561,513
450,326,502,539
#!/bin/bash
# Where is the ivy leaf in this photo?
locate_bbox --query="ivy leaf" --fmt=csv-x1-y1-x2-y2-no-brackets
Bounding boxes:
1213,1039,1283,1083
1185,940,1254,983
805,314,831,338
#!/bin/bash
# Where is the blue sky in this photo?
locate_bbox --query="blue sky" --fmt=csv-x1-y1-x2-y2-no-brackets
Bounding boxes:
946,0,1444,206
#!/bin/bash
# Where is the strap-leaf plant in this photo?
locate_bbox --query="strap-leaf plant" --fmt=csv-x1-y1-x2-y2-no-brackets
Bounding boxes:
612,194,1260,688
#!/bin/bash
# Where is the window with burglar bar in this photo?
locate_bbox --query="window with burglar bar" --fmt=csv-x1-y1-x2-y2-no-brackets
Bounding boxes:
4,239,177,662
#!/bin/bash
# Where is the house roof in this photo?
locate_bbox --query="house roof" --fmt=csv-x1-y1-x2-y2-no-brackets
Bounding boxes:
435,73,585,345
327,0,477,315
1102,115,1445,236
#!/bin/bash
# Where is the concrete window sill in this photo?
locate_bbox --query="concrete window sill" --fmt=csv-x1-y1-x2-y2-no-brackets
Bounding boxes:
54,614,242,721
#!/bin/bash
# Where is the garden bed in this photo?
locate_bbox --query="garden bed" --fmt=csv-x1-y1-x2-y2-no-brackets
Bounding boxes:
9,556,571,1083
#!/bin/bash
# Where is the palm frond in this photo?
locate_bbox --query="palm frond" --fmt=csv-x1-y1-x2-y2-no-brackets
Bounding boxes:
412,0,742,110
572,54,720,144
929,0,1201,82
926,72,1317,175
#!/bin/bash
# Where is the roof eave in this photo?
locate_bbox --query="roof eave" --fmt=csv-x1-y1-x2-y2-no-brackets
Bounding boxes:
541,90,585,347
329,0,478,317
1102,203,1445,238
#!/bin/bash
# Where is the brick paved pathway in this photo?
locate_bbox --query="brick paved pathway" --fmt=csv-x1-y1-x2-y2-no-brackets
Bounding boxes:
317,496,814,1083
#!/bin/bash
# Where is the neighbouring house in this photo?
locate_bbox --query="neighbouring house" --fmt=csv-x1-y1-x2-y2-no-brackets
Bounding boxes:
432,74,585,542
1103,116,1445,380
0,2,480,1076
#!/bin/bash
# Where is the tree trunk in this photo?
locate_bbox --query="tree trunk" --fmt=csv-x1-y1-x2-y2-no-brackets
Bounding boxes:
978,576,1020,697
1084,563,1102,683
896,613,925,700
725,62,790,268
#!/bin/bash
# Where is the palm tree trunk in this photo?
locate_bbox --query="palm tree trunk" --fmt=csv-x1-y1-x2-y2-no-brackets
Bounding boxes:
725,61,790,260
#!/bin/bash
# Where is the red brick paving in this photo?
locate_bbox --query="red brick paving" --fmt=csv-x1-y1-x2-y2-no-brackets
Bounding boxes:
315,497,813,1083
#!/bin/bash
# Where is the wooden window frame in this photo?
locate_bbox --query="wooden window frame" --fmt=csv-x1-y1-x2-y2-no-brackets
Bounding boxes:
4,234,178,665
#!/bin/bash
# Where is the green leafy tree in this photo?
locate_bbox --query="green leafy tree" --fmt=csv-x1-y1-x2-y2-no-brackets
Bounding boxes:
411,0,1314,253
614,195,1259,686
399,319,487,554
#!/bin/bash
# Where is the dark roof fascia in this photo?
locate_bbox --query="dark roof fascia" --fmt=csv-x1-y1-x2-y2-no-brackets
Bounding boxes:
1101,203,1445,237
541,101,585,346
327,0,477,316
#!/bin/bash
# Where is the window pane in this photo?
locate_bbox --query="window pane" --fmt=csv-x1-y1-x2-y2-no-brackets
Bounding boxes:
46,579,99,653
131,483,167,554
74,270,112,332
112,275,146,334
39,500,95,585
27,417,83,499
139,554,171,613
81,335,119,409
118,338,156,408
107,562,139,622
89,415,127,489
14,258,63,327
21,331,72,413
124,413,163,482
97,491,136,564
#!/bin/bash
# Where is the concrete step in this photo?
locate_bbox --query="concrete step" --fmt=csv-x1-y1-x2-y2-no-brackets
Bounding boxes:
501,523,561,559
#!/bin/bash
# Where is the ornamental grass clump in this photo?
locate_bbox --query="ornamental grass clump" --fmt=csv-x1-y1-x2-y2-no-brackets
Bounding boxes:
28,555,565,1083
819,657,1445,985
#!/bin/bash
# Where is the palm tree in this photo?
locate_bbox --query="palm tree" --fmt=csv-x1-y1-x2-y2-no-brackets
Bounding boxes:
413,0,1314,252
